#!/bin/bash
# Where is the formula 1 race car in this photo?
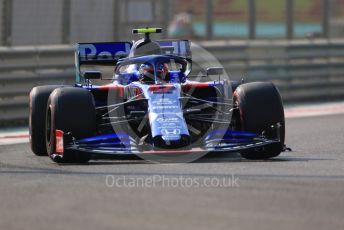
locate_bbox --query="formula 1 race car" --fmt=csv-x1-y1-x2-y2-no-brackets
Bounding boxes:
29,28,286,163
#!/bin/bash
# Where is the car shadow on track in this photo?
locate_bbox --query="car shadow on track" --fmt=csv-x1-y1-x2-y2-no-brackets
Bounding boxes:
0,154,335,176
192,152,334,164
78,152,334,165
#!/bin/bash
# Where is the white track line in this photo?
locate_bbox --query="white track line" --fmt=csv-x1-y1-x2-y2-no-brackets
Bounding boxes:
1,102,344,146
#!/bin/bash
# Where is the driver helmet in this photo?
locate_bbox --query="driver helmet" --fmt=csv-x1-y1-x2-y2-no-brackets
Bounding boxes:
156,63,169,82
139,63,155,84
139,63,170,83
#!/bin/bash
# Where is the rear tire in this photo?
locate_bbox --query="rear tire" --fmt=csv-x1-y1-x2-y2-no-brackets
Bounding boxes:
233,82,285,160
46,87,96,163
230,80,241,93
29,85,63,156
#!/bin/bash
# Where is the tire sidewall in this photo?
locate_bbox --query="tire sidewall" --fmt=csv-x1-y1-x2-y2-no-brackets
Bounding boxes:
233,82,285,159
46,87,96,163
29,85,63,156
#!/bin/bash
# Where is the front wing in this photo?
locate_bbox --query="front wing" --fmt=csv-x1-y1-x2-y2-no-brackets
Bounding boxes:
56,130,282,158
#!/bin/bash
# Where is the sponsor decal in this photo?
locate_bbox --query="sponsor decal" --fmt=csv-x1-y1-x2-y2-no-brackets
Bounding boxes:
152,106,179,110
78,43,131,61
161,128,181,136
154,98,175,105
156,117,179,123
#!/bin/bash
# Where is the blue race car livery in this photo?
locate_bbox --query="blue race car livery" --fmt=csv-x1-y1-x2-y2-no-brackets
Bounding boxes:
29,28,286,163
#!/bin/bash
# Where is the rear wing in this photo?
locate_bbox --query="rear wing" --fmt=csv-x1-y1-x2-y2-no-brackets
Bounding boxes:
74,40,191,82
157,40,191,59
75,42,132,82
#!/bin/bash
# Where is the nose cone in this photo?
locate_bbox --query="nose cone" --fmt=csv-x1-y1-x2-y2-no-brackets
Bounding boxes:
141,83,191,149
153,134,191,149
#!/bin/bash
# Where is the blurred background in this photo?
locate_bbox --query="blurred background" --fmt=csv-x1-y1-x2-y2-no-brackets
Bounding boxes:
1,3,343,230
1,0,344,45
1,0,344,126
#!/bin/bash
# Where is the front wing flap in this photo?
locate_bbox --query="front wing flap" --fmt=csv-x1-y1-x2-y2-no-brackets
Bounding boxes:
62,131,281,157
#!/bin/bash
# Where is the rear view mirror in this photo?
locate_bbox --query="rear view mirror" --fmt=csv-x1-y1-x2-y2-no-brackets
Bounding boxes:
84,71,102,80
206,67,224,76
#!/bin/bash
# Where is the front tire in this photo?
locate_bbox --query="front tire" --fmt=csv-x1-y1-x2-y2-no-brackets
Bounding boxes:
233,82,285,159
29,85,63,156
46,87,96,163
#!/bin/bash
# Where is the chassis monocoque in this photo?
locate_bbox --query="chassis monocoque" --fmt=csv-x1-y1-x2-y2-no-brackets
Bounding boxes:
29,28,286,163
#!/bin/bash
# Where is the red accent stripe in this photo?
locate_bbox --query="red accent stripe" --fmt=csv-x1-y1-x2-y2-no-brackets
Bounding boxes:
148,85,175,92
97,84,124,90
183,83,210,88
55,130,64,154
142,147,205,154
97,84,125,97
119,86,123,97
